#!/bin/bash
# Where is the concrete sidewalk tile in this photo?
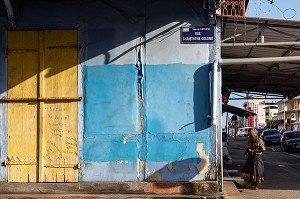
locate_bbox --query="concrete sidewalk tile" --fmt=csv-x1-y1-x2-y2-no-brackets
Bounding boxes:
223,181,243,199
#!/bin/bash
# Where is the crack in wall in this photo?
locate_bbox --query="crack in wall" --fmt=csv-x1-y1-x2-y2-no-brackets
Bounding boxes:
136,37,144,133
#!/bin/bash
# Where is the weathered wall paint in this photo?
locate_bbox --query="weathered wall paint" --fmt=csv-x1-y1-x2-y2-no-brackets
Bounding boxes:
196,143,210,174
144,0,214,181
0,17,7,181
0,0,221,184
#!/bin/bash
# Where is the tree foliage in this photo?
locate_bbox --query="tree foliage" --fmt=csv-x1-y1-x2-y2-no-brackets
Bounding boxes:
266,119,275,129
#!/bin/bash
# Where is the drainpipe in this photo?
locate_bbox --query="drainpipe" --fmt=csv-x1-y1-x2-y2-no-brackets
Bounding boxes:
212,60,219,127
212,59,221,190
3,0,15,28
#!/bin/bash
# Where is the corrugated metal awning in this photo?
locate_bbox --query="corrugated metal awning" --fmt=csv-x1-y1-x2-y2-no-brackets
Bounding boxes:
220,16,300,99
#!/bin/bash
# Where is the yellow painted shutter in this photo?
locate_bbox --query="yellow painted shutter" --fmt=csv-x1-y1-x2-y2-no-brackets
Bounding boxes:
7,31,39,182
7,30,78,182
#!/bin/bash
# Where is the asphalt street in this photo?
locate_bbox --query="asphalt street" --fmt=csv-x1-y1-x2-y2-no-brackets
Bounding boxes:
224,136,300,199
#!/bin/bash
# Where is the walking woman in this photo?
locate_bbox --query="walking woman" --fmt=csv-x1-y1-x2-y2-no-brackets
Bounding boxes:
241,128,266,190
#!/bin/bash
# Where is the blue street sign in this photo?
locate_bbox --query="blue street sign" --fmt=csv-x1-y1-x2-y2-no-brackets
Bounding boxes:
181,27,214,44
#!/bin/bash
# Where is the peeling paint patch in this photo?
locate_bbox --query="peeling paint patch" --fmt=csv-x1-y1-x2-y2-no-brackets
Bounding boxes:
196,143,210,174
145,161,150,177
137,157,144,179
117,160,129,164
138,83,144,133
122,133,136,144
167,162,173,170
117,160,123,164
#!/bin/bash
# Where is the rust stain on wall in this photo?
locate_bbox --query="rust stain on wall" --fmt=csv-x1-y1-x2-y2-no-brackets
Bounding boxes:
196,143,210,174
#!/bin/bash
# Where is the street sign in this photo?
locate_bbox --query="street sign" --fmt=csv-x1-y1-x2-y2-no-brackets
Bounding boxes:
181,27,214,44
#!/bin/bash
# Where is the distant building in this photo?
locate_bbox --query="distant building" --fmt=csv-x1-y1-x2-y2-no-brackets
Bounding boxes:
276,96,300,130
243,96,278,127
264,105,278,123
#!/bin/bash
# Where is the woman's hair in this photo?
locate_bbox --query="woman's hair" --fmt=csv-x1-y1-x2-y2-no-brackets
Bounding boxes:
247,128,265,149
249,128,258,139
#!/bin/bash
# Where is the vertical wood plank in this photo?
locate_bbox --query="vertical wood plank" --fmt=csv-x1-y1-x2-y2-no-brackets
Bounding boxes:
7,31,39,182
42,30,78,182
38,31,45,182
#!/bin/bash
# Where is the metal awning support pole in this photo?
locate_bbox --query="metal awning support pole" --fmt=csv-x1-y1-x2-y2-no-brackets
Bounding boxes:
261,26,265,43
219,56,300,65
3,0,15,27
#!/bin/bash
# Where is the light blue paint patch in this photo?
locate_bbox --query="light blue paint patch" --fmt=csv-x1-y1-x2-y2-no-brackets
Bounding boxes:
81,161,139,182
147,129,210,162
84,64,138,133
0,23,7,181
83,134,138,162
145,64,211,133
147,160,205,182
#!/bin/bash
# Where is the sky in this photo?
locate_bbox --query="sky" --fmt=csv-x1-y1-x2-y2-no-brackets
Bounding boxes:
222,0,300,126
246,0,300,20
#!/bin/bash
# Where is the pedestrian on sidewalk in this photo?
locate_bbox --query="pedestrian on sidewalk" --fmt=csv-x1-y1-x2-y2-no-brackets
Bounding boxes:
241,128,266,190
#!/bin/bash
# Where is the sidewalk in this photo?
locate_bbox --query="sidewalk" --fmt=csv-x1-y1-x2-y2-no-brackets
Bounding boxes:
222,145,300,199
223,172,244,199
222,145,244,199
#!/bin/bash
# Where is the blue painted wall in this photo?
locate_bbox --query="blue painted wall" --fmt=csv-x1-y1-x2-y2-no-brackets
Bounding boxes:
0,0,221,183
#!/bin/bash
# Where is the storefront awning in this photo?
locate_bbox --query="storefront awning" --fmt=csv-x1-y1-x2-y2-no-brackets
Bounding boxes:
222,104,256,118
220,16,300,99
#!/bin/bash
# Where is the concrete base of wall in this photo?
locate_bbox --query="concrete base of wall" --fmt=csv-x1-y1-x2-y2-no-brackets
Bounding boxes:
0,182,223,198
0,194,224,199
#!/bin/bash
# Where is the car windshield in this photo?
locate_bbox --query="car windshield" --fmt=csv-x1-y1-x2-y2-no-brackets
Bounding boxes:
286,132,300,139
263,130,279,136
256,128,265,135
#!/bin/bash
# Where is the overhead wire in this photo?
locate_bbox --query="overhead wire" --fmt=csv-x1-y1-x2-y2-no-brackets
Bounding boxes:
251,0,296,20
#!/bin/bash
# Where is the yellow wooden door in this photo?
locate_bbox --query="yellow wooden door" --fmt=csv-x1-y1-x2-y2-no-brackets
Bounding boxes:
7,30,78,182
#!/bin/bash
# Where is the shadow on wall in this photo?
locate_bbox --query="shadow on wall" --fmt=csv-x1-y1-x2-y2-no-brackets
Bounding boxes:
178,64,211,132
193,64,211,131
145,158,217,195
2,0,208,94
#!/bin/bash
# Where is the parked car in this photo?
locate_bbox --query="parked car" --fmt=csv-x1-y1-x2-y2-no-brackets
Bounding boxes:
237,127,252,137
256,128,265,137
280,130,300,153
279,128,286,134
260,129,281,145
